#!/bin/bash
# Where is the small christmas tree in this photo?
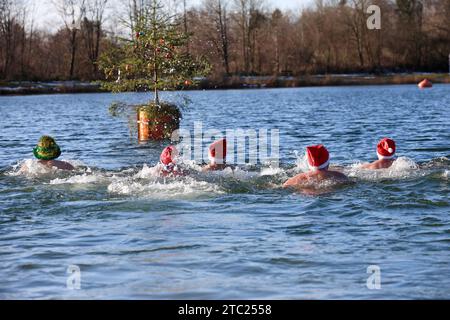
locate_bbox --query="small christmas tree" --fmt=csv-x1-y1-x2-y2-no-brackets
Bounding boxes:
98,0,209,140
99,0,209,103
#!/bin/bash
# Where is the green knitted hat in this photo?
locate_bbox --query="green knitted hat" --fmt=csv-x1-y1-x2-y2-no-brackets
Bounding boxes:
33,136,61,160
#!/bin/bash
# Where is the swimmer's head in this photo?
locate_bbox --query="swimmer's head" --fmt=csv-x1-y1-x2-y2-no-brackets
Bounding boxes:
208,138,227,165
33,135,61,160
377,138,396,160
160,145,178,172
306,144,329,171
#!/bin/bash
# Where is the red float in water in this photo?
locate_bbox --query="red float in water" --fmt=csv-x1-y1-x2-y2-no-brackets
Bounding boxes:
418,79,432,89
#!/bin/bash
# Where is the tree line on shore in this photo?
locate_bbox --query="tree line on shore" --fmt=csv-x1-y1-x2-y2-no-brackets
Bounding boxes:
0,0,449,83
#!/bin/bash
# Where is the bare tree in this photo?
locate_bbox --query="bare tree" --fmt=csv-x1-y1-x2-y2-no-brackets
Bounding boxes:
233,0,249,73
204,0,230,75
53,0,86,79
1,0,450,82
396,0,425,68
341,0,369,68
248,5,266,73
271,9,282,74
81,0,108,77
232,0,265,74
0,0,17,78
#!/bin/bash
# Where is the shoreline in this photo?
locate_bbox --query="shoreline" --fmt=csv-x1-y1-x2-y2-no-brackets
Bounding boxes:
1,73,449,96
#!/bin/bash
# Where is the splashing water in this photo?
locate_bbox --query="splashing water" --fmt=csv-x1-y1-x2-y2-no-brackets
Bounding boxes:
8,158,84,178
49,173,111,185
7,154,448,199
443,170,449,179
107,176,225,199
345,157,423,181
294,151,309,173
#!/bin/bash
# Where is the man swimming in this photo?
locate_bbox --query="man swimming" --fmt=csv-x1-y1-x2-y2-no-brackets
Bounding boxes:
283,144,348,190
202,138,227,172
159,145,185,176
360,138,396,170
25,135,74,171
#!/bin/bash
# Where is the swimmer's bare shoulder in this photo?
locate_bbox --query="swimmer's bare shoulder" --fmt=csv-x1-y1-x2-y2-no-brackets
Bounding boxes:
326,170,349,181
282,172,311,188
360,159,394,170
40,160,75,170
283,170,348,189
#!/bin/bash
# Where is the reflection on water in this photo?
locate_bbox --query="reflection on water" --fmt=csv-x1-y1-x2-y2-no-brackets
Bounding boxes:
0,85,449,299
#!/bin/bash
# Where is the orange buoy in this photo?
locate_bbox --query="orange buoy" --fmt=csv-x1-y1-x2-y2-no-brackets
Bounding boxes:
418,79,432,89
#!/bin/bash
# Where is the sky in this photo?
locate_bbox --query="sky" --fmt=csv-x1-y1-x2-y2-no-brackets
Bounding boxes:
33,0,312,32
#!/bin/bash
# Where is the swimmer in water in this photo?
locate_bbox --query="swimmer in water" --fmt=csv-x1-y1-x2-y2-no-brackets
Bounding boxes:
159,145,185,176
283,144,348,190
360,138,396,170
22,135,74,171
202,138,227,172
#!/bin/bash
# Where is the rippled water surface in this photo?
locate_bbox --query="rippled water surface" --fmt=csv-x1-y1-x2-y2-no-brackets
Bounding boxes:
0,85,449,299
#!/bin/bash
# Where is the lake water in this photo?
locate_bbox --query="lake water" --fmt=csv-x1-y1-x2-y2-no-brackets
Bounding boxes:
0,85,449,299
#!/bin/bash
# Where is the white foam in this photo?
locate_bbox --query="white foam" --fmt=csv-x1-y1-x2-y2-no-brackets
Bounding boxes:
63,159,85,167
390,157,419,170
105,157,226,199
49,173,109,185
260,166,285,176
191,164,260,181
295,152,309,172
107,176,225,199
346,156,421,181
225,166,259,180
7,158,86,178
8,159,58,177
133,163,162,179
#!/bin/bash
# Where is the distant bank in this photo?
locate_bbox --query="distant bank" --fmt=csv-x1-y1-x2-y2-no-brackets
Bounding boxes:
1,73,449,95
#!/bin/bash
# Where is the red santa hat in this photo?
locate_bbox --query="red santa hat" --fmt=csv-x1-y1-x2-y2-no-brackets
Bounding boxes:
160,145,178,166
377,138,396,160
306,144,330,171
208,138,227,164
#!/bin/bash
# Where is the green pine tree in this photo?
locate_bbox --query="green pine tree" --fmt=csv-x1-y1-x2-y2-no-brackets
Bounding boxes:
98,0,210,105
